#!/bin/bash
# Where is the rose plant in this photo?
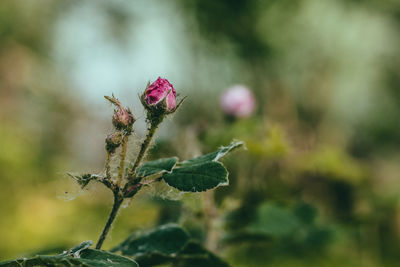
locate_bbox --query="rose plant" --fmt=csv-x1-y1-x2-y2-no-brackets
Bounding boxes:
0,77,242,267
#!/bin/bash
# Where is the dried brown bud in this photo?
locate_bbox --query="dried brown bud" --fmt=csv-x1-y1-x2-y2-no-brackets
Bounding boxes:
105,132,122,153
105,95,135,133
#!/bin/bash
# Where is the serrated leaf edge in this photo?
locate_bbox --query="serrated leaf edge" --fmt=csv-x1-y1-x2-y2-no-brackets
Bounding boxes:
163,161,229,192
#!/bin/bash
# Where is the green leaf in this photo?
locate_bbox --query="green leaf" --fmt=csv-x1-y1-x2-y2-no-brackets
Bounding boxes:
68,240,93,256
179,141,243,167
0,241,138,267
78,249,139,267
163,161,228,192
161,142,242,192
293,202,318,224
247,203,300,237
173,241,230,267
113,225,229,267
133,242,230,267
137,157,178,177
112,224,190,257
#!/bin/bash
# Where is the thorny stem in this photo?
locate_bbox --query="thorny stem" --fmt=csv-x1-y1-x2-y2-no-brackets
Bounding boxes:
127,116,163,180
105,152,112,179
97,114,166,248
116,135,129,187
95,134,128,249
95,192,123,249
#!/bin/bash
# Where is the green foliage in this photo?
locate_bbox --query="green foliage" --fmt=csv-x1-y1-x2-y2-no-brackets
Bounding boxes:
0,241,138,267
224,202,334,266
162,142,242,192
179,141,243,166
111,224,190,257
171,242,230,267
163,161,228,192
137,157,178,177
247,202,333,246
112,224,229,267
226,201,333,258
298,146,366,184
293,202,317,225
247,203,300,237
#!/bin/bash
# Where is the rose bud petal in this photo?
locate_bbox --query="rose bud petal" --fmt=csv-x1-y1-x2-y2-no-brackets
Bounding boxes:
220,85,256,118
144,77,177,111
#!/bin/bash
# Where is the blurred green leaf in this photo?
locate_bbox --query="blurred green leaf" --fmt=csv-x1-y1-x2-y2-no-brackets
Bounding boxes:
172,241,230,267
112,225,229,267
293,202,318,224
112,224,190,257
0,241,138,267
163,161,228,192
137,157,178,177
298,146,366,184
247,203,300,237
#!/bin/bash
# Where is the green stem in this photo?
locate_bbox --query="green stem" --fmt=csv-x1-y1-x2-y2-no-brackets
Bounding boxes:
116,135,129,187
105,152,112,179
128,116,163,179
95,192,123,249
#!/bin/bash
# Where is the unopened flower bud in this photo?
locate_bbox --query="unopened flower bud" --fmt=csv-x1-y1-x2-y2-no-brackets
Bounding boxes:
112,107,135,131
220,85,256,118
142,77,177,112
105,132,122,153
105,95,136,133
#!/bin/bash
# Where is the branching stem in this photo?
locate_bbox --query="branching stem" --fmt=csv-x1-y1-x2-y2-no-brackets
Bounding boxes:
96,114,164,248
95,192,123,249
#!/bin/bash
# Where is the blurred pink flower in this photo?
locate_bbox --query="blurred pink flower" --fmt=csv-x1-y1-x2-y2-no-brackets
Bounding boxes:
145,77,176,111
220,85,256,118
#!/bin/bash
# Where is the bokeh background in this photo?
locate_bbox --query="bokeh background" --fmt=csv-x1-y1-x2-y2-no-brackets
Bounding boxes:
1,0,400,266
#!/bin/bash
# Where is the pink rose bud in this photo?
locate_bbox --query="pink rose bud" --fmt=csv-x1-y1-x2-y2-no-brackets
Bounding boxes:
144,77,177,111
220,85,256,118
